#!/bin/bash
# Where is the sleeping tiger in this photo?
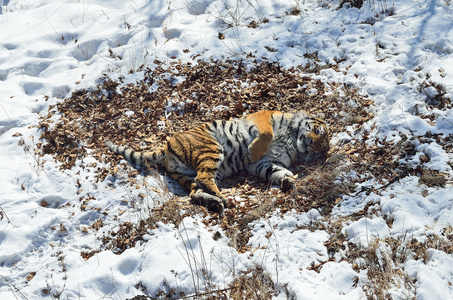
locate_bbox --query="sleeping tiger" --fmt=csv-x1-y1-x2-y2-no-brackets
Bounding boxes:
105,110,330,213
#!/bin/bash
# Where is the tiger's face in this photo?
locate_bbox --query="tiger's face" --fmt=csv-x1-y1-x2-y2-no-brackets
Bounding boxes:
297,118,330,162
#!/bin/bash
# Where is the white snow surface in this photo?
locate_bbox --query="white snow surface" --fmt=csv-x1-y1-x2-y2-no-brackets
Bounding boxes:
1,0,453,299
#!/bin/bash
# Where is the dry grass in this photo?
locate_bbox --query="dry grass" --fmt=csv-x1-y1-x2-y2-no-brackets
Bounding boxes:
356,238,415,300
228,266,275,299
128,266,276,299
419,169,447,188
321,225,453,299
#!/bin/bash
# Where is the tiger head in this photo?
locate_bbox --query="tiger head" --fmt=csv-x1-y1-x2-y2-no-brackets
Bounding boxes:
296,117,330,162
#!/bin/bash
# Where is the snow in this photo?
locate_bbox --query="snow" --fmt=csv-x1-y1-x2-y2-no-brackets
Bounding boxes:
406,249,453,300
1,0,453,299
346,217,390,248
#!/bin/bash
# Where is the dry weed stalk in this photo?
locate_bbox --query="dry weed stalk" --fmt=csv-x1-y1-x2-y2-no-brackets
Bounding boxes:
228,266,275,299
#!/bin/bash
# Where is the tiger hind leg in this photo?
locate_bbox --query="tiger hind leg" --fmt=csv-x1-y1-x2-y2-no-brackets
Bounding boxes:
164,128,226,213
191,164,226,213
167,165,225,213
245,111,277,163
190,188,225,213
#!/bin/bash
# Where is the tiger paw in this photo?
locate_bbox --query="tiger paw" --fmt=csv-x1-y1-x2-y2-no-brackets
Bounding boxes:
190,191,225,213
205,198,224,213
281,177,295,192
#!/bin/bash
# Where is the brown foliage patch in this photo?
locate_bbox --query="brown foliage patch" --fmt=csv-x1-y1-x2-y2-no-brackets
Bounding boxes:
37,60,378,251
38,60,372,172
36,60,375,252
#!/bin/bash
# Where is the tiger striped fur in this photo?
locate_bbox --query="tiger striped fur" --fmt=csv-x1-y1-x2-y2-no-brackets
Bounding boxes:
105,110,329,213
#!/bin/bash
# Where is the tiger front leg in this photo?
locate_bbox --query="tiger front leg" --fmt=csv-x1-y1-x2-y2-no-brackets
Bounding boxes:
247,161,295,192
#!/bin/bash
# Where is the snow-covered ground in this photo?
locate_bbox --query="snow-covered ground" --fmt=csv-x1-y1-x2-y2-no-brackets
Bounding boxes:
1,0,453,299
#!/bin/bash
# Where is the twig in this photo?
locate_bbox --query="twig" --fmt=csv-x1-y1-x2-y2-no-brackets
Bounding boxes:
177,222,199,295
400,103,416,136
0,274,29,300
0,206,16,228
1,104,14,124
183,287,235,299
110,268,123,300
100,9,109,20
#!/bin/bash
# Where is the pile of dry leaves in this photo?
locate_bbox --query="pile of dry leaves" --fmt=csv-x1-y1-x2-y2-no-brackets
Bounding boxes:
37,60,451,256
38,60,372,171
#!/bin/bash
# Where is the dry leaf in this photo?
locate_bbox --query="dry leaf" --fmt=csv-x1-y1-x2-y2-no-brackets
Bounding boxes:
26,272,36,282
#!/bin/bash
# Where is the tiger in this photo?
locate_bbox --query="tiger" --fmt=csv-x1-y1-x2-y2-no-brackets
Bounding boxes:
105,110,330,213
